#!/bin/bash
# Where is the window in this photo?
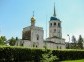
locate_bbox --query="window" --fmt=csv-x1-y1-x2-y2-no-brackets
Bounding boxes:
33,42,35,47
33,44,35,47
54,29,56,33
54,22,56,26
37,34,39,40
21,43,23,46
58,23,61,27
57,46,58,49
36,45,38,48
50,23,52,27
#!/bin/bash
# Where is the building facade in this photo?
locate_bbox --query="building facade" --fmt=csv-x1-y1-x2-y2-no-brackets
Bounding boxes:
16,5,65,49
16,15,44,48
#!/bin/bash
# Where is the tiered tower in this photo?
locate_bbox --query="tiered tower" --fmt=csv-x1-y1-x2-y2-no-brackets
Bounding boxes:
49,4,62,38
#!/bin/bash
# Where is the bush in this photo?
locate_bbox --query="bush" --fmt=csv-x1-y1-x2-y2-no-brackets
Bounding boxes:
52,49,84,61
0,46,84,62
41,51,58,62
0,46,44,62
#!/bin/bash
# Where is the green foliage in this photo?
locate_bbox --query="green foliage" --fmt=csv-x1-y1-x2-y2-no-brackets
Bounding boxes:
72,35,76,43
41,51,58,62
52,49,84,61
69,35,84,49
9,37,16,46
15,37,19,40
0,47,84,62
0,36,6,45
78,35,83,49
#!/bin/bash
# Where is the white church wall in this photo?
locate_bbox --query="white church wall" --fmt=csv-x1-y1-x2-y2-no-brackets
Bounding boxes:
46,42,65,49
15,40,23,46
23,40,31,47
45,37,65,49
31,27,44,48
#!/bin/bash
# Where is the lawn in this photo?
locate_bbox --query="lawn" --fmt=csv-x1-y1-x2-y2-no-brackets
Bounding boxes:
62,59,84,62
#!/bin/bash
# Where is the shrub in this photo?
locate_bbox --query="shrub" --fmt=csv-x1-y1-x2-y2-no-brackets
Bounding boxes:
41,51,58,62
52,49,84,61
0,46,84,62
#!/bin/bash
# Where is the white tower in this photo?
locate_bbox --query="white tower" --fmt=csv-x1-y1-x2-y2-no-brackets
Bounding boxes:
49,4,62,38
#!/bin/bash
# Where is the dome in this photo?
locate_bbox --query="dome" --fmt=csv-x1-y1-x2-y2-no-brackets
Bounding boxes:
31,17,35,22
50,16,60,21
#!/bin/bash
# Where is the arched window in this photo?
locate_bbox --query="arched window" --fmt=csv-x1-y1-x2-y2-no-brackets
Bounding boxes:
54,22,56,26
36,45,38,48
54,29,56,33
33,42,35,47
58,23,61,27
57,46,58,49
37,34,39,40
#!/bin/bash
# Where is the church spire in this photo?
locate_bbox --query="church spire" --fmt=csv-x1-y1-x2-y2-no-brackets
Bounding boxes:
33,11,34,17
31,11,35,26
53,3,56,17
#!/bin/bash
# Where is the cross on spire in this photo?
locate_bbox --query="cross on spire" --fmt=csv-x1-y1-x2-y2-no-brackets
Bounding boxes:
53,3,56,17
33,11,34,17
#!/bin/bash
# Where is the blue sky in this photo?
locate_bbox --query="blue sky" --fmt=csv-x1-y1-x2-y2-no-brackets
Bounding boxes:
0,0,84,42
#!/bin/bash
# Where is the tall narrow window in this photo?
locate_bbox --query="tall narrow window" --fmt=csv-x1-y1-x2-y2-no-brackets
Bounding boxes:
37,34,39,40
33,42,35,47
57,46,58,49
54,22,56,26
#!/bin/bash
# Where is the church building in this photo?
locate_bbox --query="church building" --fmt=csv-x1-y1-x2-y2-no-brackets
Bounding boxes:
16,5,65,49
16,13,44,48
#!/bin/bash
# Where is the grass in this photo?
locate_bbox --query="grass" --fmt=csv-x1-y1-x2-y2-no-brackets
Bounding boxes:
62,59,84,62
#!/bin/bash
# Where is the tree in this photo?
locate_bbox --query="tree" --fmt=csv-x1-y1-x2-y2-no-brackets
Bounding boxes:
16,37,19,40
71,35,77,48
72,35,76,43
9,37,16,46
0,36,6,45
78,35,83,49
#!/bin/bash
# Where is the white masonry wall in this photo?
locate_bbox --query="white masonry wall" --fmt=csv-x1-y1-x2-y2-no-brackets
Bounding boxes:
31,27,44,48
46,38,65,49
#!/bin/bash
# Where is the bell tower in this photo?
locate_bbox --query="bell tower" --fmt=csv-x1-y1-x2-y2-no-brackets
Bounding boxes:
49,4,62,38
